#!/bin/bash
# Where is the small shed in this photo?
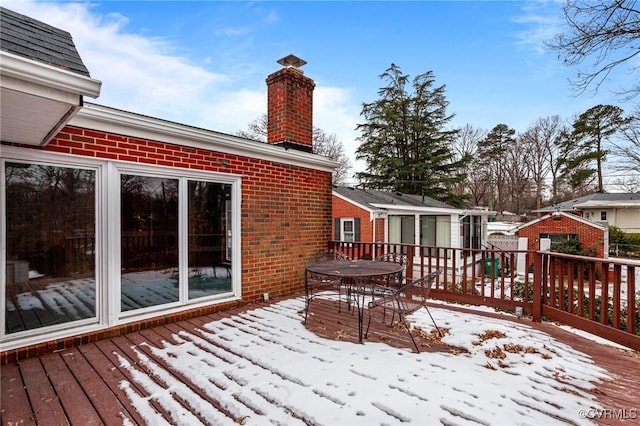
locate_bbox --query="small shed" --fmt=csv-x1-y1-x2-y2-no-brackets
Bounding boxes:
514,212,608,258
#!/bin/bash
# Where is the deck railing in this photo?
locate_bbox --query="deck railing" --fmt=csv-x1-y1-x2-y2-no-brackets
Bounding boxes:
328,240,640,351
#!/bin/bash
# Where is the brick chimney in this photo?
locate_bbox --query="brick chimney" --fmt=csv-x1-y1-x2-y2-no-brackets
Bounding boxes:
266,54,315,153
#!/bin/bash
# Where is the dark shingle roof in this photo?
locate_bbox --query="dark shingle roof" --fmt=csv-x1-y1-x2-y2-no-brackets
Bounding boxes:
0,7,90,76
535,193,640,212
333,186,453,210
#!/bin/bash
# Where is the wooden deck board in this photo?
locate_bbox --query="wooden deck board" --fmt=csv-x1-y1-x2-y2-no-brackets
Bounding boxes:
2,297,639,425
93,336,172,422
39,353,103,425
0,361,36,425
128,327,240,424
18,357,69,425
77,343,146,425
61,347,138,425
121,329,217,426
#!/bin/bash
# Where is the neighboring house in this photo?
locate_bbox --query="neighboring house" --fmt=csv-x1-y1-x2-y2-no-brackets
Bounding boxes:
534,193,640,233
332,186,493,253
514,212,608,259
1,8,335,358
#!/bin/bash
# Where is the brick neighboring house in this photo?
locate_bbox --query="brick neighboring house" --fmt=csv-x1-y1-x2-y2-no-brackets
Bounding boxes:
534,193,640,233
1,8,335,360
514,212,608,258
332,186,493,252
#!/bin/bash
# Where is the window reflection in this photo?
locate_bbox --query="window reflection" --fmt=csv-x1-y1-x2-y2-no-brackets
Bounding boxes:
120,175,179,311
188,181,232,299
4,163,96,333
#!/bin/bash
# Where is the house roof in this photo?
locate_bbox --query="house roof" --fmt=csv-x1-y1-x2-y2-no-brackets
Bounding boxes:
333,186,456,212
534,193,640,213
0,6,90,76
0,7,101,146
512,211,607,233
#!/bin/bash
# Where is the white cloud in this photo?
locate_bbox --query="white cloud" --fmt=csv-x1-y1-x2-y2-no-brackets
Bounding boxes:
512,1,564,55
314,86,363,177
3,0,362,176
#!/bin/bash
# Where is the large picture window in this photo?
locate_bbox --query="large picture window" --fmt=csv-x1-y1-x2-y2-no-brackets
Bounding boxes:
420,215,451,257
119,174,235,313
4,162,96,334
389,215,415,254
2,150,240,343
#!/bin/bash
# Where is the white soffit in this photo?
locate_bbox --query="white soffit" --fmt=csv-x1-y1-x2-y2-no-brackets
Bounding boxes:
0,51,101,146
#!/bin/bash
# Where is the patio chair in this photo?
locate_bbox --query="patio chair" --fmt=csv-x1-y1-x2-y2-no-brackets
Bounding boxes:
343,252,407,312
304,249,349,323
372,252,408,288
365,269,443,353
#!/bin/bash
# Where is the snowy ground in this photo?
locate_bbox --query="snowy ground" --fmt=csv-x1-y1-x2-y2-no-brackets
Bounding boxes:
116,295,610,426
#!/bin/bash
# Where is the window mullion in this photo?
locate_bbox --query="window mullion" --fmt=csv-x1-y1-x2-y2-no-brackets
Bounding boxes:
179,178,189,303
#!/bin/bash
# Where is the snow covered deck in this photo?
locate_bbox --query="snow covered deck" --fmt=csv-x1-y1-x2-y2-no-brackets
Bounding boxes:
2,295,639,425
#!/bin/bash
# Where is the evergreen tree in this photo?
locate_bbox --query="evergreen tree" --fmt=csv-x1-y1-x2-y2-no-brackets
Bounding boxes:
354,64,468,206
560,104,627,193
476,124,516,212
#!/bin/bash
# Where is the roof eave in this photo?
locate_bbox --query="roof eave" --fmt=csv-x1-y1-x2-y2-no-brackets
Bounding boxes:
1,51,102,98
1,51,101,146
69,103,338,173
371,203,463,214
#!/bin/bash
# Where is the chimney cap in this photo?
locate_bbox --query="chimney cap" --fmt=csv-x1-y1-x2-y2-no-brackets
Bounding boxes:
277,54,307,69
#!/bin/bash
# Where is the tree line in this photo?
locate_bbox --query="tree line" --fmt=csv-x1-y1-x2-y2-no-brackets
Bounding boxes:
355,63,638,212
239,1,640,214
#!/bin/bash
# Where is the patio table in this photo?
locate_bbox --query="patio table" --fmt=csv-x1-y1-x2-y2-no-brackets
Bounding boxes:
304,259,403,343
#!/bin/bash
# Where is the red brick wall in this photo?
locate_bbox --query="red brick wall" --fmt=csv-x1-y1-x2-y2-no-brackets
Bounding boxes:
516,214,605,258
42,126,333,298
332,195,374,242
266,67,315,148
1,126,333,363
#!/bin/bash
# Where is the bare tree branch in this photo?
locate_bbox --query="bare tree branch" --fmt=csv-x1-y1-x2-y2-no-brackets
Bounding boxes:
546,0,640,98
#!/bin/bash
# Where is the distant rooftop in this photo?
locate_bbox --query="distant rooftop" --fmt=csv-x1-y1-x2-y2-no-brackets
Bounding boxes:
333,186,453,210
534,193,640,213
0,6,90,77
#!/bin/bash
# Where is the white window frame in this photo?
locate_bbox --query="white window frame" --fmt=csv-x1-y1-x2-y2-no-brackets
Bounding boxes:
1,149,106,344
341,218,355,242
113,162,242,321
1,147,242,347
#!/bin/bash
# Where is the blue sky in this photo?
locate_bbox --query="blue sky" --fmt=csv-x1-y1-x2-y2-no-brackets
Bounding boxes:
3,1,630,183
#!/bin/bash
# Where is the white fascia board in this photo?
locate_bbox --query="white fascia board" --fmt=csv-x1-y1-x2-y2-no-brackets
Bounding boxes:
562,212,608,230
332,191,386,221
370,203,462,215
69,103,338,173
332,191,375,212
514,211,607,232
574,201,640,208
0,51,102,99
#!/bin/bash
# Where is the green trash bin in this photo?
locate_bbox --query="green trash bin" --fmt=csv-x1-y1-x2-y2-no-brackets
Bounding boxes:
484,257,500,278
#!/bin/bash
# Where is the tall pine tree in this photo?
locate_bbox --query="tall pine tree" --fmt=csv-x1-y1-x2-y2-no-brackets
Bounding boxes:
560,104,628,193
355,64,468,207
476,124,517,212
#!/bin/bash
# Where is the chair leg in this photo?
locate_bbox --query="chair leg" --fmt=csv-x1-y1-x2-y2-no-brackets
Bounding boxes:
304,277,311,324
402,319,420,353
395,310,420,353
424,306,442,337
365,308,372,338
304,295,311,324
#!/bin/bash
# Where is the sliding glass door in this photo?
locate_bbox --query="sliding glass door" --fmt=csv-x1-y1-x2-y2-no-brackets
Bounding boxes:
4,162,97,333
120,175,179,311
